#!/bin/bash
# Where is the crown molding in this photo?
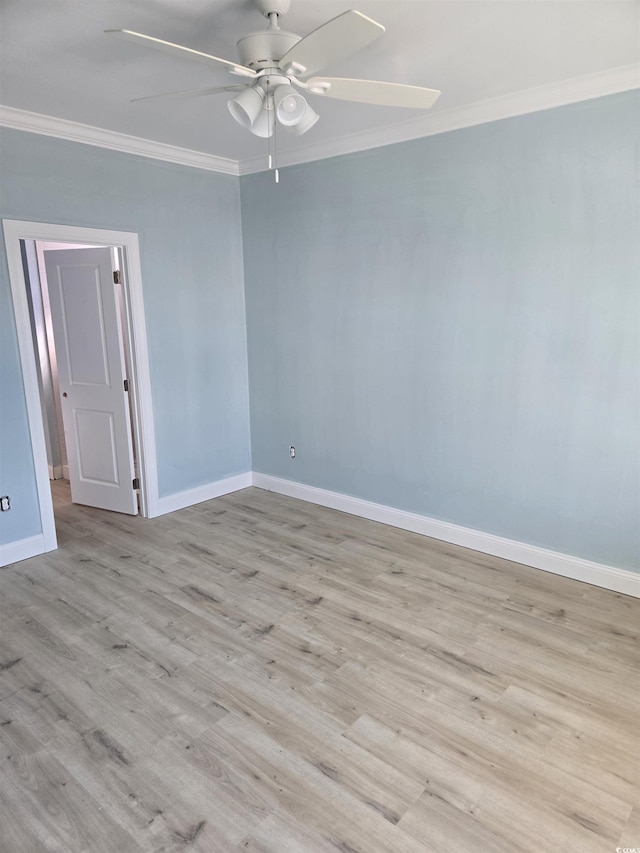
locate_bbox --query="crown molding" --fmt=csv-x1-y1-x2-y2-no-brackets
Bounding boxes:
1,65,637,177
239,64,640,174
0,105,240,175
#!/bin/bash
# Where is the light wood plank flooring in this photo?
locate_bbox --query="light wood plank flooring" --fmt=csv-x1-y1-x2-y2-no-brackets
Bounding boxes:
0,480,638,852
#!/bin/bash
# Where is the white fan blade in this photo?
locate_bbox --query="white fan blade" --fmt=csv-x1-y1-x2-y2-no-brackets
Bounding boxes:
131,84,248,103
278,10,384,77
306,77,441,109
105,30,257,77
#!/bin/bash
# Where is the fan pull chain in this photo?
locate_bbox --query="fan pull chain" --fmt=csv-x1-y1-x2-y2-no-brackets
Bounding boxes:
273,105,279,183
263,79,273,174
263,80,279,184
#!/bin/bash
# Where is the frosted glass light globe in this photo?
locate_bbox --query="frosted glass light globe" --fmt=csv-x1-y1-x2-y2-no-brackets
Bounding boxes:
281,95,298,113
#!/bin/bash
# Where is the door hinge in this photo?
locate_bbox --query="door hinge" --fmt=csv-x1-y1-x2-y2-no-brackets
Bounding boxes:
132,478,140,490
123,378,129,392
113,269,123,284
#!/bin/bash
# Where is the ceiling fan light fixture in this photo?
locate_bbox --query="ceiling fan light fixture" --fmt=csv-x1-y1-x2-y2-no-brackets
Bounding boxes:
273,84,308,126
286,101,319,135
249,99,275,137
228,84,265,129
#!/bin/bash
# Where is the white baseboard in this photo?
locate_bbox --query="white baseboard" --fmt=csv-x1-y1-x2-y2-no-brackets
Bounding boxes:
4,473,637,597
152,472,253,517
62,464,70,481
0,534,47,568
251,473,640,598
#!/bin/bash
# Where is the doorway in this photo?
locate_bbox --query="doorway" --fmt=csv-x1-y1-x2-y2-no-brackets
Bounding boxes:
25,239,140,516
3,220,160,559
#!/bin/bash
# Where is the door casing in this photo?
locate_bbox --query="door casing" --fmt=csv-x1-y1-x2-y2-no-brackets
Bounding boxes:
3,220,160,553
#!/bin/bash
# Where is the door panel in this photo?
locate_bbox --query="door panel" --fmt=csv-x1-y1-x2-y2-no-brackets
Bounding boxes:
57,266,110,385
44,247,138,515
74,409,119,483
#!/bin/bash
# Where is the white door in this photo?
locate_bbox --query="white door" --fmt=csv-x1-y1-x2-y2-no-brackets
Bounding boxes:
44,247,138,515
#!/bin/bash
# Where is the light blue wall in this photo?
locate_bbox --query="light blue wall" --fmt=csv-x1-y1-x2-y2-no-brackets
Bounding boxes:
2,92,637,571
241,91,640,571
0,239,40,544
0,129,251,544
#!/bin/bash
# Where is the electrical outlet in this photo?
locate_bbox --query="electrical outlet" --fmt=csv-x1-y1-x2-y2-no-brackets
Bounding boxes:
0,496,11,512
289,446,296,459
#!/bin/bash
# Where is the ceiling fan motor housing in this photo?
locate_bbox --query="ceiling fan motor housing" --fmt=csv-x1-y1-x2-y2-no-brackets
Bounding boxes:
236,30,300,70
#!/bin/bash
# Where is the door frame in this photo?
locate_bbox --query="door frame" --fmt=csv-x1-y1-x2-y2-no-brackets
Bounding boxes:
3,220,159,552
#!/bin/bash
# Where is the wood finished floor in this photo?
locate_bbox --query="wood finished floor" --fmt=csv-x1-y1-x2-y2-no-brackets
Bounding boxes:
0,481,638,853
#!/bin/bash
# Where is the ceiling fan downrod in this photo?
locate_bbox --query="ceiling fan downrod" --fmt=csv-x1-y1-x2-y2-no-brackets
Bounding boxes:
254,0,292,20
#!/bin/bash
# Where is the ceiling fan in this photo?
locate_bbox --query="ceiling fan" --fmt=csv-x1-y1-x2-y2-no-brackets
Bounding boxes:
106,0,441,140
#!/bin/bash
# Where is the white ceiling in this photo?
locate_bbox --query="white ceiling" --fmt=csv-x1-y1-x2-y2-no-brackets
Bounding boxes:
1,1,638,170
